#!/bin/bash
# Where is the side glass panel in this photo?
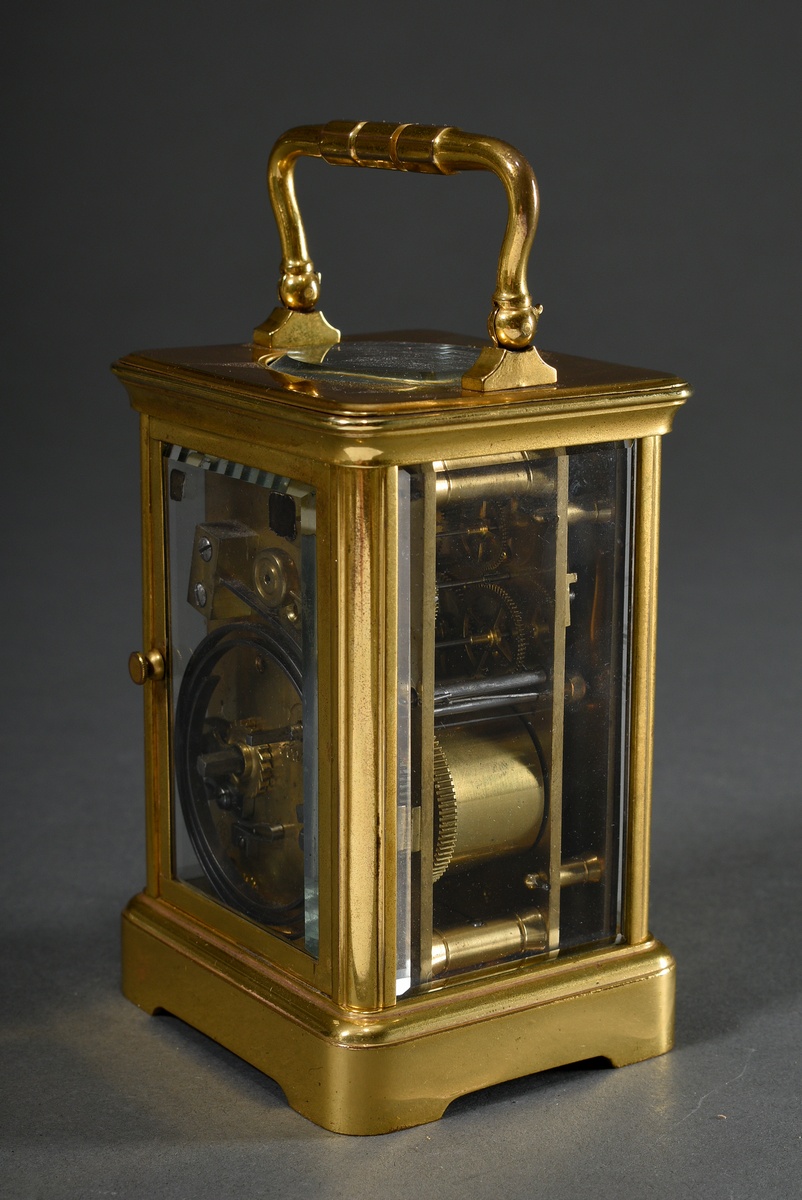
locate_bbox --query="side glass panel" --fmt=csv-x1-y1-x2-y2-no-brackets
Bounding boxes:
404,443,634,991
561,442,634,950
165,445,319,957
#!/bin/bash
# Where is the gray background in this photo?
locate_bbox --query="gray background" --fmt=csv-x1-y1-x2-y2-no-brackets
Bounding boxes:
2,2,800,1197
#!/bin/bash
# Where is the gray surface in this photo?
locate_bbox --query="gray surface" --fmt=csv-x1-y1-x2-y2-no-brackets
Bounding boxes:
2,3,800,1197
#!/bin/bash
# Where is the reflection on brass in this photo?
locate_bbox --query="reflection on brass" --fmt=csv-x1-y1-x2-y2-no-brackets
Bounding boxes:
431,908,547,977
253,308,340,353
124,895,676,1133
255,121,557,390
432,719,545,880
461,343,556,392
434,456,553,504
128,648,165,685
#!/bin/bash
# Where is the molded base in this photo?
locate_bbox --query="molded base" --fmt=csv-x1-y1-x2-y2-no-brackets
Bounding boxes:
122,892,675,1135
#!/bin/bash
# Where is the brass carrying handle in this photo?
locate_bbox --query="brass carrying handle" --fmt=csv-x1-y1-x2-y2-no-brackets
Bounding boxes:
267,121,544,351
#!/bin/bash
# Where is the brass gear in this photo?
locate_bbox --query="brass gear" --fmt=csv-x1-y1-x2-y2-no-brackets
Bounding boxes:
252,743,275,792
236,741,274,795
463,583,527,674
459,499,508,574
432,737,458,882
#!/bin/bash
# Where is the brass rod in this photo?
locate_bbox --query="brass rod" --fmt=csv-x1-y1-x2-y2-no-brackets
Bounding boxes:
625,436,662,944
140,418,160,898
431,908,547,977
559,856,604,887
334,466,394,1010
547,453,570,951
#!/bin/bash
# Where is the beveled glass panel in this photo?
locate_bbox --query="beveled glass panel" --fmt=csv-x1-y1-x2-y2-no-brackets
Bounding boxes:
164,446,319,956
405,443,635,989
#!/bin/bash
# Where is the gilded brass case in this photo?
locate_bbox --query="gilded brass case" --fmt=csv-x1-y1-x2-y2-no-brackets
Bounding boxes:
116,335,687,1133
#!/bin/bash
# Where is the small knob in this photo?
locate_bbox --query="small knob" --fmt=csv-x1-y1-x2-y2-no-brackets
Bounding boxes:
128,649,166,685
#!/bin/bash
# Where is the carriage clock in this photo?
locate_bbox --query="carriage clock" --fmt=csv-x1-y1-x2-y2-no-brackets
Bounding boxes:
116,121,690,1135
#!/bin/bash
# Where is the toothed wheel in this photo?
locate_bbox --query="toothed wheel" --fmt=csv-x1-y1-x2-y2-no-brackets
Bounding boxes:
458,499,508,574
462,583,527,674
432,737,458,882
